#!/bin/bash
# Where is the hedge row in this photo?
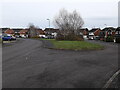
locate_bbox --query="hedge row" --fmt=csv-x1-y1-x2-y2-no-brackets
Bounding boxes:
56,34,84,41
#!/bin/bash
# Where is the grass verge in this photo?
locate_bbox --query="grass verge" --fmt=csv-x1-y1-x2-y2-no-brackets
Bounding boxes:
0,38,2,43
41,39,104,50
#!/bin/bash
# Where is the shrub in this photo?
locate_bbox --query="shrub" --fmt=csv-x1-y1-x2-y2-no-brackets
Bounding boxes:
30,36,40,38
104,36,114,42
114,37,120,43
0,38,2,43
100,38,104,41
56,33,84,41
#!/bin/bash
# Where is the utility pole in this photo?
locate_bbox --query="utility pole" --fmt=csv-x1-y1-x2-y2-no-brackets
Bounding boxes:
47,19,50,38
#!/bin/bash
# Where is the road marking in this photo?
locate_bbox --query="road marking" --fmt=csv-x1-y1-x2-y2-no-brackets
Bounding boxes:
103,69,120,89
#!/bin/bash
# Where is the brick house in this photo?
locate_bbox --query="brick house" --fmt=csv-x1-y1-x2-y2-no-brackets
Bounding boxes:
19,29,28,38
103,27,116,37
93,28,101,40
101,27,116,42
37,29,45,38
88,28,99,40
44,28,59,38
80,28,89,39
4,29,15,36
12,28,22,37
2,28,10,34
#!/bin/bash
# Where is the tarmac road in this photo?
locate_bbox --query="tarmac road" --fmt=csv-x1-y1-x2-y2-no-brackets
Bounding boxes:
2,39,119,88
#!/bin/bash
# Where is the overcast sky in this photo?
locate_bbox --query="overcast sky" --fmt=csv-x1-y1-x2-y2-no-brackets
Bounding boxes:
0,0,119,29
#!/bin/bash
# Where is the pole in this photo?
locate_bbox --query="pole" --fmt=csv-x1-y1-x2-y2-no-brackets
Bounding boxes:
47,19,50,39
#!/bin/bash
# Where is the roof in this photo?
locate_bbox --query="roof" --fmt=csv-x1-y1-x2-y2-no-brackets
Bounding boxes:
94,29,102,36
80,28,89,31
102,27,116,31
89,28,101,32
1,28,10,33
37,29,45,35
80,28,89,35
12,28,23,32
44,28,59,33
116,27,120,31
19,29,28,34
5,29,14,34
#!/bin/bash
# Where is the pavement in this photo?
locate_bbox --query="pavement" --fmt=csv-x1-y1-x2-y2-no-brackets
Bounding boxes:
2,39,119,88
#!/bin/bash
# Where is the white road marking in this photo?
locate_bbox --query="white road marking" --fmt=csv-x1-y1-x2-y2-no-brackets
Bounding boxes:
103,69,120,89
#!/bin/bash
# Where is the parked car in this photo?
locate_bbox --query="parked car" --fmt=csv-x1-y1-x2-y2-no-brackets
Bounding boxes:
11,36,16,40
15,35,21,38
2,36,16,41
88,35,94,40
2,36,12,41
20,35,27,38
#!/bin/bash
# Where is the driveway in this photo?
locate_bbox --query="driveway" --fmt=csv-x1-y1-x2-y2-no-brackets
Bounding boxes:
2,39,119,88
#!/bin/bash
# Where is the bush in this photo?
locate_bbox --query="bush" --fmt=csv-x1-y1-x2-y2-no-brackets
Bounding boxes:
100,38,104,41
104,36,114,42
0,38,2,43
30,36,40,38
114,37,120,43
56,33,84,41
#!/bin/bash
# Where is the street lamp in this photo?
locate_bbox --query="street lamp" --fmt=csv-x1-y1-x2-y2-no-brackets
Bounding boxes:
47,19,50,28
47,19,50,38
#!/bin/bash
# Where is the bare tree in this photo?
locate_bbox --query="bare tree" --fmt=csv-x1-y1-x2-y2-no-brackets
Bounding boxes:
53,9,84,36
28,23,38,38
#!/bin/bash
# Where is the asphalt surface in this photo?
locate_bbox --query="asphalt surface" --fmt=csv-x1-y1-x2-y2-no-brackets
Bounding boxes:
2,39,119,88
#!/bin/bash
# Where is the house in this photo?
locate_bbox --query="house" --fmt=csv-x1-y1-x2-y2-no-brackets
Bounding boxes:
51,29,59,38
4,29,15,36
99,30,105,41
19,29,28,38
88,28,98,40
102,27,116,42
93,28,101,40
1,28,10,34
113,27,120,43
12,28,22,37
103,27,116,38
37,29,45,38
80,28,89,39
44,28,59,38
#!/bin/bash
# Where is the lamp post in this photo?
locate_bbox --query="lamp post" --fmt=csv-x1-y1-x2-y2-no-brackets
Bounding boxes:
47,19,50,38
